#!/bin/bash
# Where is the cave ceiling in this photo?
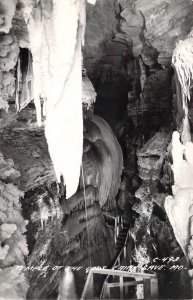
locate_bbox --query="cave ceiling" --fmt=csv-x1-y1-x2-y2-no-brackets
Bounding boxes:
11,0,193,72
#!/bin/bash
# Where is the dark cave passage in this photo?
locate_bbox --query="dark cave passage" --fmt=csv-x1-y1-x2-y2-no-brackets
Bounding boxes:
83,52,188,300
93,71,129,130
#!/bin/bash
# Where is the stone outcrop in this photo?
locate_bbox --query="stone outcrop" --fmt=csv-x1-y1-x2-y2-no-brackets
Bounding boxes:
137,131,171,181
131,130,171,265
117,0,193,65
22,179,115,298
0,127,55,191
0,32,19,111
0,0,17,34
84,0,118,70
0,152,28,300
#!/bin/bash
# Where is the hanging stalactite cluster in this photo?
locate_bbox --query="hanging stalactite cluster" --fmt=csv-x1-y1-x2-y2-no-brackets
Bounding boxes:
19,0,96,199
172,30,193,101
172,30,193,143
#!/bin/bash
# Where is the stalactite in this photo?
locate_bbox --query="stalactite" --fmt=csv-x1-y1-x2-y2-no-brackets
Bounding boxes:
172,30,193,143
172,30,193,101
20,0,89,198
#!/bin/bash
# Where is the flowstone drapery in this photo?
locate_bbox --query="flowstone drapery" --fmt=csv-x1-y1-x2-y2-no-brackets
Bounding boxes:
172,30,193,144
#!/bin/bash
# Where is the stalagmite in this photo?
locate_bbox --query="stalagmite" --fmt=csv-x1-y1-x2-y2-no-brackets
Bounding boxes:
21,0,90,198
57,267,78,300
165,30,193,265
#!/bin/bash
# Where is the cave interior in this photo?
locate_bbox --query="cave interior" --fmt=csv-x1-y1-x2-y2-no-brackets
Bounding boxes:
1,0,193,299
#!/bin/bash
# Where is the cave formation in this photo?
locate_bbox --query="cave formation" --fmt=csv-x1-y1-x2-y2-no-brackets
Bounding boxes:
1,0,193,299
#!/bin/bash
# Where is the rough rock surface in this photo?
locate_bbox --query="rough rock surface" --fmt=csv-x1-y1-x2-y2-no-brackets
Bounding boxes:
0,32,19,111
22,184,115,299
131,130,171,266
0,153,28,299
117,0,193,65
137,131,171,181
0,127,55,191
0,0,17,34
84,0,118,70
7,0,193,73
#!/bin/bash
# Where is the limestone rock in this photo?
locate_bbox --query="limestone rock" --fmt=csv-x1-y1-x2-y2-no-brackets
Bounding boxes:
137,131,171,181
82,73,96,109
13,7,29,48
0,71,15,111
116,0,144,57
0,32,19,111
135,0,193,64
0,0,17,34
127,68,173,130
0,267,28,300
0,161,28,299
0,152,20,182
84,0,118,69
0,32,19,71
117,0,193,65
0,127,55,191
24,185,114,299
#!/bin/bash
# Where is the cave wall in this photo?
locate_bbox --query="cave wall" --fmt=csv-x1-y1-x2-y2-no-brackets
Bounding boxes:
83,0,193,137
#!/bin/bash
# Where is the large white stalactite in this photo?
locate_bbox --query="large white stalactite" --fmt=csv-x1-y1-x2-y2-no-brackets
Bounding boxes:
21,0,96,198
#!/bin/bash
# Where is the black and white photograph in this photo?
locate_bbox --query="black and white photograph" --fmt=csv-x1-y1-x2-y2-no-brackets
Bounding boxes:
0,0,193,299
